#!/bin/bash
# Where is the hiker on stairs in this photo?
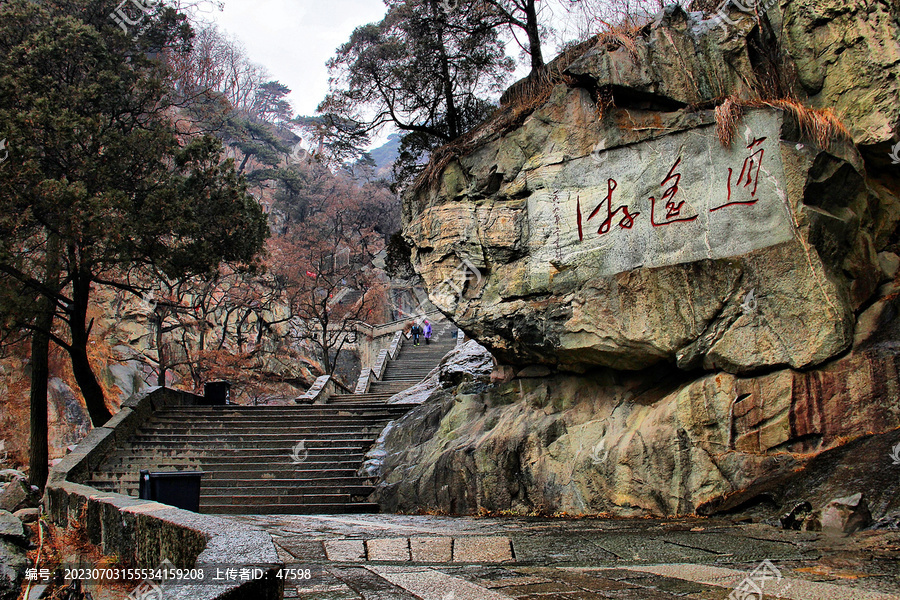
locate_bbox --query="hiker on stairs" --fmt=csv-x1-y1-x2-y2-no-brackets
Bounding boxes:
411,322,422,346
423,320,432,345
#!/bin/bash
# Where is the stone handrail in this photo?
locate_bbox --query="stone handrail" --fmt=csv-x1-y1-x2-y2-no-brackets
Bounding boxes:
296,375,330,404
354,372,371,394
296,374,353,404
352,309,442,340
45,387,283,599
388,330,403,359
371,349,390,380
353,331,408,394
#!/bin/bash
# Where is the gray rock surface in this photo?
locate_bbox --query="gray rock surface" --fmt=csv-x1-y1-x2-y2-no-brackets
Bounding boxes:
388,340,493,405
374,292,900,517
806,493,873,535
13,508,39,524
404,4,898,377
0,510,24,541
0,538,27,600
0,470,24,484
0,480,32,513
389,0,900,519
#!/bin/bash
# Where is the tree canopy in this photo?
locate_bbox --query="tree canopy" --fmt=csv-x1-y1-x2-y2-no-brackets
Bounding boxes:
0,0,268,426
306,0,514,185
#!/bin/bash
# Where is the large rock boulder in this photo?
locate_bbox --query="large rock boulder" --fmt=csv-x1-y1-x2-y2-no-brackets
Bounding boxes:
776,0,900,146
374,318,900,516
404,4,899,377
389,1,900,518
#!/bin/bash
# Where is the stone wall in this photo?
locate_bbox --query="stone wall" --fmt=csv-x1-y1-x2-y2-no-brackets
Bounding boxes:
45,387,283,599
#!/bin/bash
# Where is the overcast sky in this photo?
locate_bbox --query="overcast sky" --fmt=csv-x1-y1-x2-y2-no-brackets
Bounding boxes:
206,0,390,117
202,0,593,145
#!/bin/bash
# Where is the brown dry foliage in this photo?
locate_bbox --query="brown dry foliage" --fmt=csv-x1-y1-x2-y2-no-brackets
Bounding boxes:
24,515,133,600
715,96,852,150
596,22,644,61
714,96,744,147
0,345,30,469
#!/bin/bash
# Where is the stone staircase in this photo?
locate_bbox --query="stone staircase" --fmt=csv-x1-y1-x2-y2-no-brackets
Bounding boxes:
85,321,458,515
332,322,457,402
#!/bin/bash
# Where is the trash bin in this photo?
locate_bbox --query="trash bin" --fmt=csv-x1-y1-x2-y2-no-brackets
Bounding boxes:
203,380,231,405
139,470,205,512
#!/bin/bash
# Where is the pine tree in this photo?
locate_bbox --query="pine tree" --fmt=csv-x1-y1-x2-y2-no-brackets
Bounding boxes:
0,0,268,443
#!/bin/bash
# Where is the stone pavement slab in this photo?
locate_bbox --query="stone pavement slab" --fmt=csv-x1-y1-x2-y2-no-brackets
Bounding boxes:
452,536,514,563
367,538,411,561
227,514,900,600
325,539,366,562
625,564,900,600
410,537,453,562
277,538,328,562
327,566,421,599
370,565,509,600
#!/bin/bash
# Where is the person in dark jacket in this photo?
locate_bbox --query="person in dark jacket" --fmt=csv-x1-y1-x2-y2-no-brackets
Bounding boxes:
411,323,421,346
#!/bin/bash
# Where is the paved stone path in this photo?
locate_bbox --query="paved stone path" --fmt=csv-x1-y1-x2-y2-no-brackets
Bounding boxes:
227,514,900,600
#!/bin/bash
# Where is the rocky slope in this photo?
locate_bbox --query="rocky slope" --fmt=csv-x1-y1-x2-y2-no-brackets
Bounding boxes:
386,1,900,519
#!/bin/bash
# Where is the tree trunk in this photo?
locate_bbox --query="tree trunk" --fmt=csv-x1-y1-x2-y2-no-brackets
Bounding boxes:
29,234,61,490
525,0,544,72
237,152,251,174
434,0,459,139
29,319,50,490
154,311,167,388
69,274,113,426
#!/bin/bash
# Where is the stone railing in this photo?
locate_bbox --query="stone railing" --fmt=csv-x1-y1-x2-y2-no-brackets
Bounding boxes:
45,387,283,599
295,374,353,404
353,309,443,367
354,331,406,394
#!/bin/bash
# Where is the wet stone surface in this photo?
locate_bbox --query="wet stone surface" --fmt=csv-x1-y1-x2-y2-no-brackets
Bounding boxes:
227,514,900,600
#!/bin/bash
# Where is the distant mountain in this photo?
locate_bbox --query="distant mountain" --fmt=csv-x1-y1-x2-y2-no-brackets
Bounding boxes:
367,133,402,179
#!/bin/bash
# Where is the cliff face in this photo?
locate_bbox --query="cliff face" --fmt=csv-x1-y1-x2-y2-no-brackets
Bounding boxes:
388,1,900,517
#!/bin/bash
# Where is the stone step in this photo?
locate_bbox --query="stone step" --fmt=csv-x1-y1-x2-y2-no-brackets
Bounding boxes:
134,425,391,434
368,384,417,393
82,333,452,514
90,472,373,486
152,406,406,413
129,432,384,442
94,460,370,477
189,467,367,479
320,400,398,406
124,440,378,450
199,503,380,515
148,416,394,423
89,481,374,496
203,493,369,505
138,424,393,432
98,450,369,463
151,408,408,416
87,483,376,507
158,403,416,413
126,435,381,444
96,457,369,469
93,476,373,487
